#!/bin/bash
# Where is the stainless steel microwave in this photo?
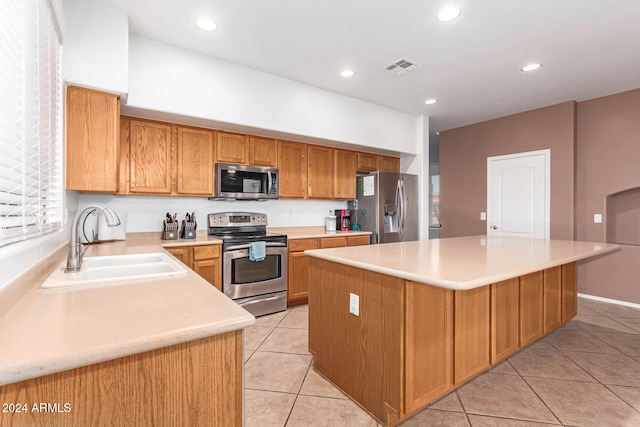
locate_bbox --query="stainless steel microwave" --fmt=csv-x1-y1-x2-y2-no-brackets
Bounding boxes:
212,163,278,200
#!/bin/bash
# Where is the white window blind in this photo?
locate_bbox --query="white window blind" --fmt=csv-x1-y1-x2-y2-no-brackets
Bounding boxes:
0,0,63,246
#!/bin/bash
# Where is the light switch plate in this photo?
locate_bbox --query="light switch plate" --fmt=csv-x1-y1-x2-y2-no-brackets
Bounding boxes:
594,214,602,224
480,212,486,221
349,293,359,316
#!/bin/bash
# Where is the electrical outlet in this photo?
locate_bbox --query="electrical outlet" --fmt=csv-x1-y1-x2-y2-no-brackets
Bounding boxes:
594,214,602,224
349,293,359,316
287,209,293,217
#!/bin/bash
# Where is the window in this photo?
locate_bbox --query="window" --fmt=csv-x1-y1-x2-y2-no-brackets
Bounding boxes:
0,0,63,246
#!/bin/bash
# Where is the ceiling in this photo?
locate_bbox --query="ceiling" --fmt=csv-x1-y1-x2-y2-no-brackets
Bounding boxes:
88,0,640,132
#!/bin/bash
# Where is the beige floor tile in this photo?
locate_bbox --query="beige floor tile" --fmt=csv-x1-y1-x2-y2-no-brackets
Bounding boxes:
278,310,309,330
289,304,308,312
577,304,599,315
509,347,595,382
542,328,621,354
610,316,640,333
572,314,638,334
579,300,640,319
254,310,288,327
428,391,464,411
286,395,378,427
244,389,296,427
245,351,312,393
259,327,310,354
563,351,640,387
244,348,255,362
489,360,519,375
399,409,470,426
592,331,640,356
608,385,640,412
299,368,346,399
467,414,561,426
456,373,558,423
526,377,640,427
245,325,275,351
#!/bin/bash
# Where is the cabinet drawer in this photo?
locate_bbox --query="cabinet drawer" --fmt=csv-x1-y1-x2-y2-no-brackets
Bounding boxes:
194,245,221,260
347,235,370,246
320,237,347,248
289,238,319,252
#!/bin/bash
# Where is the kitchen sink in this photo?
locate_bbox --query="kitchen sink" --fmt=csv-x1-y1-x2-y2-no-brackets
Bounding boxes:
41,252,189,289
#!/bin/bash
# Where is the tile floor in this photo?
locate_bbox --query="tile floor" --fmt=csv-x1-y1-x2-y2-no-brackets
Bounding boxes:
243,298,640,426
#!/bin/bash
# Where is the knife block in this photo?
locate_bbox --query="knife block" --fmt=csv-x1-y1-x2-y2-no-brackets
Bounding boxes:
162,220,179,240
181,221,196,239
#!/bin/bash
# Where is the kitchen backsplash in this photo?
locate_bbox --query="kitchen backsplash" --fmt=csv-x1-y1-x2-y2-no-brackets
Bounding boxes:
78,194,348,232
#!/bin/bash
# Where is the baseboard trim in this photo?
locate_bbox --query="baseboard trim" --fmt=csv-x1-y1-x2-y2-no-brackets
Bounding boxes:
578,293,640,310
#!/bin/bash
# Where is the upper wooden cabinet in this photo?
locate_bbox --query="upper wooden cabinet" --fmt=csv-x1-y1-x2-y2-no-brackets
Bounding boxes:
379,155,401,172
307,145,334,199
249,137,277,167
129,119,173,194
277,140,308,198
357,152,378,173
177,127,214,195
216,132,248,164
66,86,120,192
334,149,358,199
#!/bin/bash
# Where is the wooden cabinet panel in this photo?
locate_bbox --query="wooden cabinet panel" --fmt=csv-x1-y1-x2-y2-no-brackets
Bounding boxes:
165,245,221,291
491,278,520,363
543,266,562,334
277,140,308,198
288,238,319,252
216,132,248,164
249,136,277,167
177,127,214,195
320,237,347,248
519,271,544,347
129,120,173,194
347,235,371,246
454,286,490,384
307,145,334,198
405,282,454,412
194,245,221,260
66,86,120,192
561,262,578,322
378,155,400,172
287,251,310,306
334,149,358,199
357,152,379,173
165,247,193,267
193,259,222,291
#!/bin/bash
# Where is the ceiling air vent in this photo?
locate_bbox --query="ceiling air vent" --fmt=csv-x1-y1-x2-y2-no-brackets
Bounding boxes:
385,58,420,75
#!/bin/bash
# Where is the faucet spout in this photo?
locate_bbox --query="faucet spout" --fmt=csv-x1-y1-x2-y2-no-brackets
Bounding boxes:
65,204,121,273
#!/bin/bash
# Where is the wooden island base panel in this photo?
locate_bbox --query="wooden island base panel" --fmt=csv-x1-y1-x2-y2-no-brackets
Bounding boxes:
305,238,617,426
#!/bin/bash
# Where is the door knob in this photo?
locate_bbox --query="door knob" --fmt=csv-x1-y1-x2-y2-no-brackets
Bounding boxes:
492,225,499,230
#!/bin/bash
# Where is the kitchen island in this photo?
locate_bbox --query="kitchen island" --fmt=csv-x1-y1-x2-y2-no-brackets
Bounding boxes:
304,236,620,426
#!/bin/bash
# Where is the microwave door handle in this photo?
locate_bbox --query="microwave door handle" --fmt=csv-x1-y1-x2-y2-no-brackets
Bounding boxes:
267,171,273,195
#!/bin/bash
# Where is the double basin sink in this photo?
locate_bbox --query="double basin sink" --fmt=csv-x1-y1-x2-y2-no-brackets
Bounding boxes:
41,252,189,290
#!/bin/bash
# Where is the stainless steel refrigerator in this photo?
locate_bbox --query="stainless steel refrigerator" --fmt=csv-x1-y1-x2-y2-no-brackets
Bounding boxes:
349,171,419,244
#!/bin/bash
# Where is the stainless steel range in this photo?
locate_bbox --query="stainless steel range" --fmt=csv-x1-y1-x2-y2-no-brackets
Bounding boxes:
208,212,287,317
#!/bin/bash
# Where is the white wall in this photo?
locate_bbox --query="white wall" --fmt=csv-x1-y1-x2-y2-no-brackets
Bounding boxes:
63,0,128,94
127,36,419,155
78,194,347,233
401,116,430,240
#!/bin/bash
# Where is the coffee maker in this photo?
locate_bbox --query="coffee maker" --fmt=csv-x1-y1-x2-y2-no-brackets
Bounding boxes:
334,209,352,231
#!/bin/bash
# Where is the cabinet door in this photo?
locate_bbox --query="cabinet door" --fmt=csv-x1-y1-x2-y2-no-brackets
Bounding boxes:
347,235,371,246
193,259,222,291
561,262,577,322
378,155,400,172
357,152,379,173
308,145,334,199
165,247,193,267
177,127,214,195
334,149,358,199
277,140,308,198
66,86,120,192
216,132,248,164
320,237,347,248
543,266,562,334
491,278,520,363
129,120,173,194
249,137,277,167
287,251,310,306
520,271,544,347
454,286,490,384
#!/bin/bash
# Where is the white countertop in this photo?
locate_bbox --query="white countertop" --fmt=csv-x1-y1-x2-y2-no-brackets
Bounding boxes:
267,226,371,240
0,236,253,387
304,235,620,290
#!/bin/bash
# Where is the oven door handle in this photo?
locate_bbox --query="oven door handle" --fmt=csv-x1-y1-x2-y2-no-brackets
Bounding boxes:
225,242,287,251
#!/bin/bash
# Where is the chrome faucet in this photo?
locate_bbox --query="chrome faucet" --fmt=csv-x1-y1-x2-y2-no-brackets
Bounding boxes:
65,203,121,273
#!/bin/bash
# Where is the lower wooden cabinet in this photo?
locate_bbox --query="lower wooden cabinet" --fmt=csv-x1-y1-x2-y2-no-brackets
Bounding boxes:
519,271,544,347
287,235,370,306
543,266,563,334
165,244,222,291
490,278,520,363
561,262,578,322
454,286,490,385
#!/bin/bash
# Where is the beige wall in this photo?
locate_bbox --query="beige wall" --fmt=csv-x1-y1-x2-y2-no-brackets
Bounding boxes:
576,89,640,304
439,101,576,240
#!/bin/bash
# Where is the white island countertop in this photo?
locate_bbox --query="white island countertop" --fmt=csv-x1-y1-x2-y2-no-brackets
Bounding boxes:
0,235,253,387
304,235,620,290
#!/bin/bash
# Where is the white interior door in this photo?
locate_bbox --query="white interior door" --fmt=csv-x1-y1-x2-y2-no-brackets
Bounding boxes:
487,149,550,239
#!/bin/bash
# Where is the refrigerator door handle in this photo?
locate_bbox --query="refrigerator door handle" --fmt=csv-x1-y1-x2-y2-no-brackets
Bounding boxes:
399,179,406,237
396,179,403,236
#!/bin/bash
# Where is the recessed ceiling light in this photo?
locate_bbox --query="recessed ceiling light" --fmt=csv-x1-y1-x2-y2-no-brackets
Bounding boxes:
196,17,218,32
340,70,356,78
436,7,461,22
425,98,438,105
521,63,542,72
